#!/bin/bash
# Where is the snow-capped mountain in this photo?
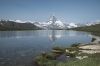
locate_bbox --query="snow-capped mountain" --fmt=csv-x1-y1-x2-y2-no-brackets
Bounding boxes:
34,16,79,29
47,20,66,29
66,23,78,28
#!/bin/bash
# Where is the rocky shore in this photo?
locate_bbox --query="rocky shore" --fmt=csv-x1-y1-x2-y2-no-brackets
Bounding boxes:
78,35,100,54
34,35,100,66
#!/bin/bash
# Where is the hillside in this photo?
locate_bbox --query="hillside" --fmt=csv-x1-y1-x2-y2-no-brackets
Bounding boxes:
0,20,40,30
72,24,100,36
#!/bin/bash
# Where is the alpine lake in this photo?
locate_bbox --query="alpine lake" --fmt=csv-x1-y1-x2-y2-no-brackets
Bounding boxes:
0,30,93,66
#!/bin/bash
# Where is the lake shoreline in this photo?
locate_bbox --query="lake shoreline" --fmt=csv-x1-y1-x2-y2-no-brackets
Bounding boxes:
34,35,100,66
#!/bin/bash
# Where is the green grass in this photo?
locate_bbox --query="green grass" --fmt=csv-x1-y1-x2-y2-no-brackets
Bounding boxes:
57,53,100,66
35,53,100,66
57,58,100,66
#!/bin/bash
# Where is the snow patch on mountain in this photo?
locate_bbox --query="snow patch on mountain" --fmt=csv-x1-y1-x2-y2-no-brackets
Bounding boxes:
10,20,33,23
55,20,65,27
67,23,78,28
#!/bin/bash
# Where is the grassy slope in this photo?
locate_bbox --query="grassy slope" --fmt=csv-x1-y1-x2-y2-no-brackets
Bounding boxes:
72,24,100,36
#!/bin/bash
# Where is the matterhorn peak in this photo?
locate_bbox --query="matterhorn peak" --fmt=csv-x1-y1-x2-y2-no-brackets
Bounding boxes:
34,16,79,30
48,15,57,24
47,16,66,29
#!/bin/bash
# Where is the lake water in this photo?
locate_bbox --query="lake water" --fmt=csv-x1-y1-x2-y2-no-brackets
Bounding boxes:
0,30,92,66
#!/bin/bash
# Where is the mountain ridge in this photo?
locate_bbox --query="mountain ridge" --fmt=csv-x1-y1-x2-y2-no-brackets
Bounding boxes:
0,20,40,30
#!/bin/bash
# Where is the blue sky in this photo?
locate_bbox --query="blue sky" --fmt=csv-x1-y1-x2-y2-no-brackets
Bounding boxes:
0,0,100,23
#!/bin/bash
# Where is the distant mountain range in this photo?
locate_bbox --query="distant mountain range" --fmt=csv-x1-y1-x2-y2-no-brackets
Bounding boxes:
0,20,40,30
0,16,100,30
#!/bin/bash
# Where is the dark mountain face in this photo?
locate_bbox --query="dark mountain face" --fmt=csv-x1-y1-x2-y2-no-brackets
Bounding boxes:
0,20,40,30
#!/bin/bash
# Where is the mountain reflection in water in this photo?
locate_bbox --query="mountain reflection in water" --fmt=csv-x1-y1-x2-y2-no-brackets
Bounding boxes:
49,30,62,44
